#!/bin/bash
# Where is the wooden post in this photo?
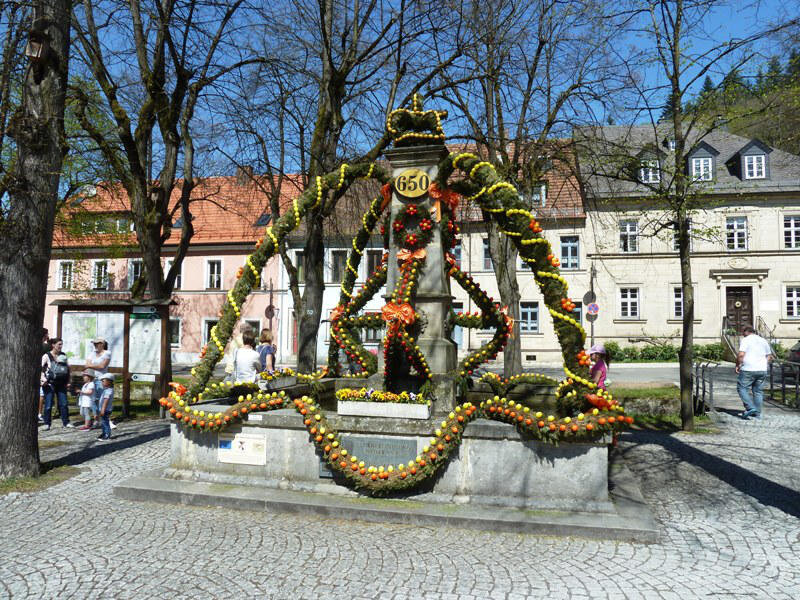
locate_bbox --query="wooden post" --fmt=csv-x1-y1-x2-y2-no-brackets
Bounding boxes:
123,308,131,417
159,304,169,412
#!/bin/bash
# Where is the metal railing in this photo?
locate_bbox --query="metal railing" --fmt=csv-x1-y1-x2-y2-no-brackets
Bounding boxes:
768,359,800,408
720,317,739,362
692,360,721,416
756,316,777,346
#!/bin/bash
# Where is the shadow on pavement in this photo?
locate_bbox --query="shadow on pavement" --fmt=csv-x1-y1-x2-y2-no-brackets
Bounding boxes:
627,430,800,519
43,424,169,470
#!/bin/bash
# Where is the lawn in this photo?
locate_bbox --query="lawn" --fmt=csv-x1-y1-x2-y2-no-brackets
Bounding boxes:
0,465,82,497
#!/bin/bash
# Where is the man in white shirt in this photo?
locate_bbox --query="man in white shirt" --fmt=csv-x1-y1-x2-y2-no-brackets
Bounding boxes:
735,325,774,420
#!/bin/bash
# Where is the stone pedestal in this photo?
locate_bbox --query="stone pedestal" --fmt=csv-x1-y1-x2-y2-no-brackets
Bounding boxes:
377,145,457,411
165,407,613,512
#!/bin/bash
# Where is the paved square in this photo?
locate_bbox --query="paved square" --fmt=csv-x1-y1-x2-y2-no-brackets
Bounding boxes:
2,402,798,599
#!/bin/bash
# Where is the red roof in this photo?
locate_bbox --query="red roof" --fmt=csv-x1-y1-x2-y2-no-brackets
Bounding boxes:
53,175,305,249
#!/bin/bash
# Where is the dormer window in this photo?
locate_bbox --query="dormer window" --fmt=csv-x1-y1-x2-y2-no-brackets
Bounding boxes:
744,154,766,179
687,141,718,183
736,139,771,181
639,159,660,183
691,157,713,181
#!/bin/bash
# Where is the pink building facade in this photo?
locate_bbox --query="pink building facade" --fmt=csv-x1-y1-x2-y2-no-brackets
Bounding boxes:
44,178,286,365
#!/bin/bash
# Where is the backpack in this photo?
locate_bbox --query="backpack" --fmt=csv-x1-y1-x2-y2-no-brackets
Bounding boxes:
51,358,70,386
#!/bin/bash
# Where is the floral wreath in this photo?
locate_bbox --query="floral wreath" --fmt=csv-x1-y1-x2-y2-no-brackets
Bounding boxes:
392,202,433,250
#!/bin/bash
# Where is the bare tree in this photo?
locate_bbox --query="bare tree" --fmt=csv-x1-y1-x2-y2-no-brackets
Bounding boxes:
0,0,71,479
437,0,628,376
71,0,262,301
578,0,797,430
235,0,468,371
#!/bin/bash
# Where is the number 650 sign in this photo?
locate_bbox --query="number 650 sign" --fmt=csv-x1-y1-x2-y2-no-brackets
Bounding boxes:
394,168,430,199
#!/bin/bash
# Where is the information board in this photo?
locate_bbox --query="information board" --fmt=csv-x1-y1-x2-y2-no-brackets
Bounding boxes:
319,435,419,478
61,311,124,367
218,431,267,466
129,309,161,375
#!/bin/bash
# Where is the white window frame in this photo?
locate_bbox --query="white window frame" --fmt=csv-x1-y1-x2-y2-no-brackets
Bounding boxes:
726,216,748,251
619,220,639,253
783,215,800,250
744,154,765,179
560,235,580,269
294,250,305,284
672,286,684,319
206,259,223,290
330,249,348,283
529,183,547,207
619,287,640,319
128,258,143,289
362,326,382,343
165,258,182,289
452,240,462,269
672,219,693,252
244,319,261,335
482,237,492,270
519,301,540,333
639,159,660,183
365,249,383,279
202,318,220,346
57,260,73,290
92,260,109,290
785,285,800,319
691,157,713,181
168,318,182,348
115,215,133,233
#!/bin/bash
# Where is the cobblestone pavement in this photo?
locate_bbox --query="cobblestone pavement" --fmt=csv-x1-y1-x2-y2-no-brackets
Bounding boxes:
2,398,799,600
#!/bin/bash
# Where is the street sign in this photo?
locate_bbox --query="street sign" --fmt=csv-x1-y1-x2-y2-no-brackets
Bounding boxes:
582,291,597,304
586,313,598,323
587,302,600,315
264,304,275,319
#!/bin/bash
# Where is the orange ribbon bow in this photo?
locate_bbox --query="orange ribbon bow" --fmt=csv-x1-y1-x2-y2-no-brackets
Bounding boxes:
397,248,426,263
381,302,416,325
428,183,460,222
380,183,393,211
330,305,345,322
500,305,515,339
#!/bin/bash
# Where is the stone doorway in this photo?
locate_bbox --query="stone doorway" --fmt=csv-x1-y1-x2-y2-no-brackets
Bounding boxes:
725,286,753,332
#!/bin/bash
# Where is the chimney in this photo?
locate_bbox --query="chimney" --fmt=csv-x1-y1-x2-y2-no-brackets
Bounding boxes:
236,165,254,185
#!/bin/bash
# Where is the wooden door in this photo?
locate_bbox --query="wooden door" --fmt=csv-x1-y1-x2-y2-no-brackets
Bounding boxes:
725,287,753,332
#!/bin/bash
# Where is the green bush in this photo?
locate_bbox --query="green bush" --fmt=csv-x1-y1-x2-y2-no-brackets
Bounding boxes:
640,344,679,361
604,341,621,361
693,343,725,361
619,346,641,362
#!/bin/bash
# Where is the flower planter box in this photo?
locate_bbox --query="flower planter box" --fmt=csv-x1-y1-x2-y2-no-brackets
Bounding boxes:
258,376,297,391
337,400,431,420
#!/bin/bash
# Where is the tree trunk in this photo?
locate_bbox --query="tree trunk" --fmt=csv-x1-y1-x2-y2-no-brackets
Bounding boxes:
296,215,326,372
678,214,695,431
0,0,70,479
487,223,522,376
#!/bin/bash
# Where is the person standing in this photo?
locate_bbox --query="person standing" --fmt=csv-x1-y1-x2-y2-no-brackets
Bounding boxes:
86,338,111,428
78,370,96,430
226,324,253,378
233,332,262,383
97,373,115,441
41,339,73,430
38,329,51,423
256,329,276,373
589,343,610,390
736,325,774,420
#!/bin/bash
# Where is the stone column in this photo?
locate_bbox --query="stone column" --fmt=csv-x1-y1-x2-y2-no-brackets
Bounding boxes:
376,144,458,413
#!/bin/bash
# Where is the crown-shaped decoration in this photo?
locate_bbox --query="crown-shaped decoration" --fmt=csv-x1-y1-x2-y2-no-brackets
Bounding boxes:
385,93,447,147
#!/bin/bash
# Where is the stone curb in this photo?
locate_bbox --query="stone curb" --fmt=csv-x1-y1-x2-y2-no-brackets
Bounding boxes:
113,453,659,544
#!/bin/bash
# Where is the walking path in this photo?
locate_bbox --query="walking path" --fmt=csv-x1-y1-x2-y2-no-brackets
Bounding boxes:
2,396,799,599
